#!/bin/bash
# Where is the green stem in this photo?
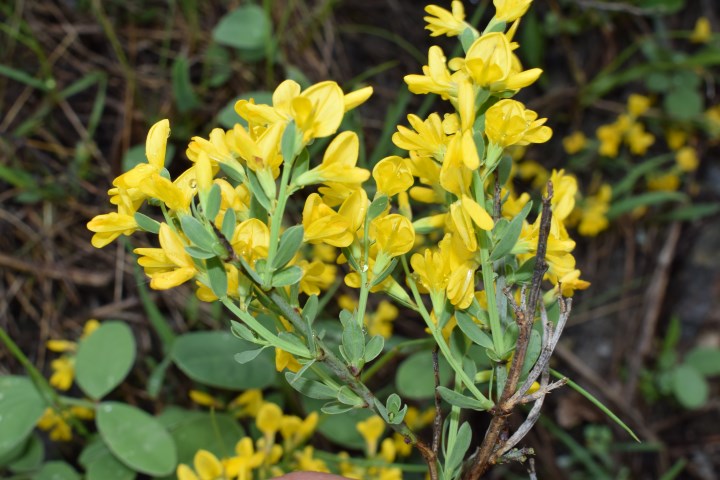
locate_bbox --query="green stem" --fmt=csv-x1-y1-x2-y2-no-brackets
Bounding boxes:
401,257,493,409
264,157,294,287
479,233,505,356
220,297,309,358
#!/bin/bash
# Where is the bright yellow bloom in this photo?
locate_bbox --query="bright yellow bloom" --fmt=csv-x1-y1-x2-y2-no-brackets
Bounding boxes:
676,146,699,172
297,259,336,296
548,169,578,224
302,193,354,247
357,415,385,456
275,348,301,373
665,128,687,150
485,99,552,148
596,121,624,158
404,46,462,101
295,131,370,187
49,357,74,391
256,402,283,437
424,1,469,37
236,80,371,144
134,223,196,290
373,156,414,197
691,17,712,43
87,200,138,248
371,214,415,257
232,218,270,264
562,131,587,155
224,437,265,480
189,390,224,409
463,32,542,92
281,412,319,448
493,0,533,22
393,113,450,161
228,389,264,418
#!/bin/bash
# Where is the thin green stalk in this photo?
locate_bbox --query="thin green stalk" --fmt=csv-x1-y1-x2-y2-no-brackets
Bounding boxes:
401,257,493,409
221,297,309,358
264,158,294,286
479,234,505,356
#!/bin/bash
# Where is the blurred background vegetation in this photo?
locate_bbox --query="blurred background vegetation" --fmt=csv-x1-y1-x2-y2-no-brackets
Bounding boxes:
1,0,719,478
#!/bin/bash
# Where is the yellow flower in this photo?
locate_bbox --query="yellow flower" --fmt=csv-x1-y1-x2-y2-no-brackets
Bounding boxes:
294,446,329,473
297,259,336,296
371,214,415,257
424,1,469,37
357,415,385,456
236,80,371,144
627,94,651,117
665,128,687,150
294,131,370,187
562,131,587,155
256,402,283,438
493,0,533,22
49,357,74,391
232,218,270,264
393,113,450,161
577,184,612,237
87,202,138,248
228,389,264,418
302,193,354,247
548,169,578,224
463,32,542,92
373,156,414,196
189,390,224,409
404,46,460,101
690,17,712,43
485,99,552,148
626,122,654,155
177,450,224,480
224,437,265,480
676,146,699,172
275,348,301,373
596,121,624,158
134,223,196,290
647,172,680,191
37,406,94,442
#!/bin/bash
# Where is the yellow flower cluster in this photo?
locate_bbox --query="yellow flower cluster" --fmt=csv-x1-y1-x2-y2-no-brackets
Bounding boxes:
178,398,321,480
595,94,655,158
45,319,100,391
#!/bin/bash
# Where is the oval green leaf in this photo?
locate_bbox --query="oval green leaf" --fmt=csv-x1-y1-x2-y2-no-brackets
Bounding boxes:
0,376,45,457
97,402,177,476
34,461,81,480
171,331,276,389
79,439,136,480
212,6,271,51
75,321,136,400
672,364,709,409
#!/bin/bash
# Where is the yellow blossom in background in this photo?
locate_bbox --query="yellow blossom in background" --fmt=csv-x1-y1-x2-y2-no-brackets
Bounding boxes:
493,0,533,22
627,94,651,117
562,131,587,155
577,184,612,237
357,415,385,456
516,159,549,190
45,319,100,390
424,1,468,37
257,402,283,439
647,172,680,191
690,17,712,43
177,449,224,480
228,389,264,418
676,146,699,172
189,390,224,409
37,406,94,442
596,121,624,158
626,122,655,155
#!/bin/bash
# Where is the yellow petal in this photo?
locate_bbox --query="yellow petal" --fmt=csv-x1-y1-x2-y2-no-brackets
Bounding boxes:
461,195,493,230
343,86,373,112
146,119,170,168
194,450,223,480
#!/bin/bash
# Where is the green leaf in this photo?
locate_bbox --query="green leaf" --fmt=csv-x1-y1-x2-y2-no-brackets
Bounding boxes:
79,439,136,480
221,208,237,241
396,351,452,400
302,295,319,324
171,331,275,389
34,461,81,480
684,347,720,377
0,376,45,457
246,170,272,212
234,346,269,365
230,320,257,343
445,421,472,477
367,195,389,221
341,317,365,366
203,183,222,221
158,409,243,467
436,386,489,411
337,386,364,406
212,6,271,52
663,88,703,121
506,257,536,285
206,257,228,298
364,335,384,363
97,402,177,476
672,364,709,409
185,246,217,260
147,355,173,400
171,55,199,113
281,120,299,162
607,191,688,220
133,212,161,234
273,226,304,270
658,203,720,222
75,321,136,400
320,401,357,415
491,201,532,261
646,72,672,92
369,258,398,288
285,372,337,400
455,310,494,350
271,265,304,287
204,43,232,88
180,215,216,252
6,433,43,473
